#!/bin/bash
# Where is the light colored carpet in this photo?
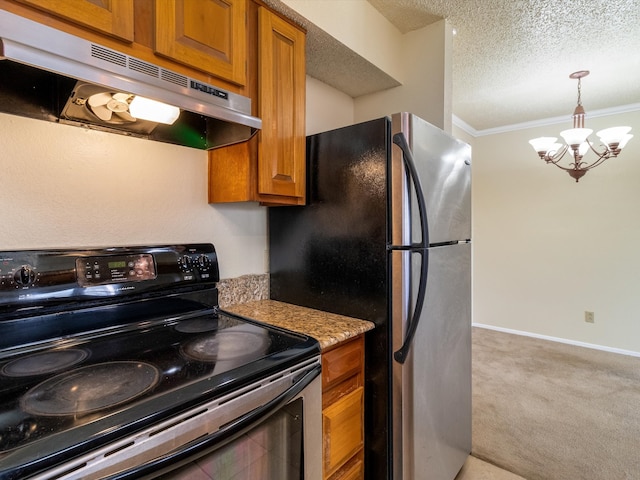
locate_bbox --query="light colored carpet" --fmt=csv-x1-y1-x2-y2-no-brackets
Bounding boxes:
456,456,526,480
472,327,640,480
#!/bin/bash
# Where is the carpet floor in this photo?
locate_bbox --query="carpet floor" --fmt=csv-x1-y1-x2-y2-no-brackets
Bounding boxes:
471,327,640,480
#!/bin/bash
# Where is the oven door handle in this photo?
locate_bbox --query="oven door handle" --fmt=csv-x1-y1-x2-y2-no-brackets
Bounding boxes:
105,363,321,480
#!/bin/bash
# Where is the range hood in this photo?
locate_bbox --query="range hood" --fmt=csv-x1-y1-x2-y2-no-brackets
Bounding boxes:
0,10,261,150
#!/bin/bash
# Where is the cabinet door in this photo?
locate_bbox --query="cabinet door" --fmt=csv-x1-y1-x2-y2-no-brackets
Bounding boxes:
257,7,305,201
155,0,246,86
322,387,364,478
14,0,134,41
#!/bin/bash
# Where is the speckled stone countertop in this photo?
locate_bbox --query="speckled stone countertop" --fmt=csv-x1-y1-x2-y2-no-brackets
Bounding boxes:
222,300,375,351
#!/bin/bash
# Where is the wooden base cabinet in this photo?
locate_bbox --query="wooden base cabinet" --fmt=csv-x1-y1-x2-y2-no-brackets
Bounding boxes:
322,336,365,480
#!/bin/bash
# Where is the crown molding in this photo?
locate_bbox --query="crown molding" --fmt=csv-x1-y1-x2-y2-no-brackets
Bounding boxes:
454,103,640,138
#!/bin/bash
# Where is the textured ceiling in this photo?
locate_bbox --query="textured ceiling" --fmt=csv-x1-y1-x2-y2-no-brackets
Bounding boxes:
268,0,640,133
367,0,640,131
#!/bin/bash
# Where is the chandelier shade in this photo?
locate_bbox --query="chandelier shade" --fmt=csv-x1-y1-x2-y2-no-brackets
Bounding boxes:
559,128,592,147
528,70,633,182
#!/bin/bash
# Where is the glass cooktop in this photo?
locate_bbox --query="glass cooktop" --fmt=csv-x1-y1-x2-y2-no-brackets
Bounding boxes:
0,311,318,477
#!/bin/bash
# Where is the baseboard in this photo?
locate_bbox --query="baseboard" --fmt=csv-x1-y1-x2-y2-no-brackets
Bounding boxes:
472,323,640,358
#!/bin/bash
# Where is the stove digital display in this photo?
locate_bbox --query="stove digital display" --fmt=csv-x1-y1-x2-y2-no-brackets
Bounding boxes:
77,254,157,286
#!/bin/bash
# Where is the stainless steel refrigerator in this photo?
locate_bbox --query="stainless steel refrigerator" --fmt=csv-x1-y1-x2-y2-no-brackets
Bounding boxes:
268,112,471,480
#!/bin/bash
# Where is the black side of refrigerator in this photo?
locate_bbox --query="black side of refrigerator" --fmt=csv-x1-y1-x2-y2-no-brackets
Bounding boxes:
269,117,392,480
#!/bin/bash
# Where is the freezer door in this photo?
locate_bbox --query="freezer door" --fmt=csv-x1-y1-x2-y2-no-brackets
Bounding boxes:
392,113,471,244
392,243,471,480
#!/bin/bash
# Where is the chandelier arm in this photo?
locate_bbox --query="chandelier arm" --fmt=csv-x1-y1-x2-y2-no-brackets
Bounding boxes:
543,145,569,167
552,142,611,172
585,139,609,158
546,159,577,173
580,154,610,171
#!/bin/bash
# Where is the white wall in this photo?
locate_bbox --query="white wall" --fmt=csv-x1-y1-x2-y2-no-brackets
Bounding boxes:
472,110,640,353
0,113,266,279
355,20,453,131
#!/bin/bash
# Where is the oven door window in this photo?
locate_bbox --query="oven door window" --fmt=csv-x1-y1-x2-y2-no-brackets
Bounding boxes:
159,398,303,480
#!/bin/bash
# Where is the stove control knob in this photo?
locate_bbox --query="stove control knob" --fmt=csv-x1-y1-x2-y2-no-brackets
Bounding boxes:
196,255,211,272
178,255,193,272
14,265,36,287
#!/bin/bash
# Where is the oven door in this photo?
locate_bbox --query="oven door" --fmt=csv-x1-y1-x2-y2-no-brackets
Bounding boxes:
31,357,322,480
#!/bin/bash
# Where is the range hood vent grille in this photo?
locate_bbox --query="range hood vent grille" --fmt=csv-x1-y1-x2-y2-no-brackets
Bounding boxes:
0,10,261,150
90,44,127,68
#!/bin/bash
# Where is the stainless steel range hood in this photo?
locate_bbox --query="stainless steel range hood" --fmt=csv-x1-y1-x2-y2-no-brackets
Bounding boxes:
0,10,261,150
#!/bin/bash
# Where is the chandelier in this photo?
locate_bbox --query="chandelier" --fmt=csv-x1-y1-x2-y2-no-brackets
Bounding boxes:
528,71,633,182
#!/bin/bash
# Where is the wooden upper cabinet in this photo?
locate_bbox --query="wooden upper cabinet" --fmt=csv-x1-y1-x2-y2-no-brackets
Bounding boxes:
257,6,305,201
13,0,134,41
155,0,246,86
207,5,305,206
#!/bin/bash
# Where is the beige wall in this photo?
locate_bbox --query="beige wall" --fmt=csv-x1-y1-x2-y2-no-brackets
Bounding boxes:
281,0,451,131
0,77,355,279
472,110,640,353
306,75,355,134
355,20,453,131
281,0,404,81
0,113,267,279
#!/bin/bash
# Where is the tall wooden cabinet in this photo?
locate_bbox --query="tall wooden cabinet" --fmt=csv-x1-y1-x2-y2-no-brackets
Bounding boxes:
322,335,365,480
208,3,306,205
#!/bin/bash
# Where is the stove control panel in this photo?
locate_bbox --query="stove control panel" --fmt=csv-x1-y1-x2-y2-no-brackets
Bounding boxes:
0,244,219,307
77,253,157,287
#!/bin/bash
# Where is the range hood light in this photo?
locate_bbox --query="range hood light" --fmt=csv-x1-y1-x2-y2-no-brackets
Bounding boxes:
129,96,180,125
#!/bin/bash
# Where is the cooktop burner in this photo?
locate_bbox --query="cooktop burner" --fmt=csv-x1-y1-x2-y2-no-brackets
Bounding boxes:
1,349,89,377
21,362,160,416
181,330,273,362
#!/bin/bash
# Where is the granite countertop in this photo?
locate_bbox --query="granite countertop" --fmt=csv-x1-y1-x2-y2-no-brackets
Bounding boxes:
222,300,375,351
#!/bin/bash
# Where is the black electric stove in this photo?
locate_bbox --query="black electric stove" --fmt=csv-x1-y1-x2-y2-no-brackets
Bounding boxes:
0,244,319,479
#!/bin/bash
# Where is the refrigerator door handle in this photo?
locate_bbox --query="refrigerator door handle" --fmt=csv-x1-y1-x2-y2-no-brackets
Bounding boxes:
392,132,430,250
394,249,429,364
392,132,430,364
